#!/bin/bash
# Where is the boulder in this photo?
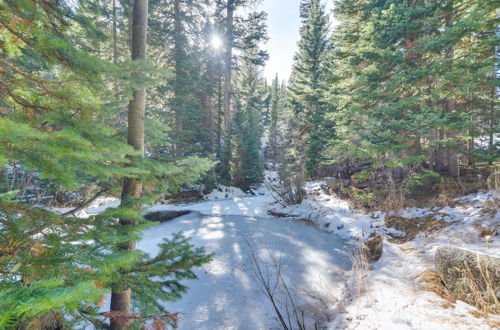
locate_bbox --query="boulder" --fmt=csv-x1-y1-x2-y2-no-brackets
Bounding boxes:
435,246,500,301
325,177,351,188
144,210,190,222
325,177,340,186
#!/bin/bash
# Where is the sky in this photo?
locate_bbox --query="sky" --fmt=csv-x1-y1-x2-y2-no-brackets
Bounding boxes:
261,0,334,82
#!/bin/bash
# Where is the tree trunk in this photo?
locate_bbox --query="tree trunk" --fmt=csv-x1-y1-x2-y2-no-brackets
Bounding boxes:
128,0,135,52
488,83,496,164
202,58,216,154
110,0,148,329
112,0,118,65
444,5,458,177
223,0,234,130
112,0,119,95
173,0,183,158
217,56,223,156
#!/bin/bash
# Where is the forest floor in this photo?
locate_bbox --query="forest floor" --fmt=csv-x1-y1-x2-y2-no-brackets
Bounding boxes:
49,173,500,329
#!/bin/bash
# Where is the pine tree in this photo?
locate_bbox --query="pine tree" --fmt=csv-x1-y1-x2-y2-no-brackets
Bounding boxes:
214,0,269,184
324,0,498,194
287,0,330,177
0,0,213,327
266,75,285,169
229,62,265,189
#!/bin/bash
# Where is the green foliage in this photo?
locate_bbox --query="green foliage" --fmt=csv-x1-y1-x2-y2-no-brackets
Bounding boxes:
265,75,286,169
0,202,212,328
228,63,265,189
404,171,443,195
323,0,498,179
286,0,331,177
0,0,214,328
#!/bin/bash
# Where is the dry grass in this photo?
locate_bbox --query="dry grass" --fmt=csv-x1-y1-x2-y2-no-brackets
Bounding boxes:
488,319,500,327
422,258,500,316
419,270,456,303
459,259,500,315
385,215,448,244
350,245,371,298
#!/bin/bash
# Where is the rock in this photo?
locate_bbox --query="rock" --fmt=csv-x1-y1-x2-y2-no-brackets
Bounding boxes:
325,177,351,188
479,228,497,239
325,177,340,186
435,246,500,301
341,178,351,187
143,210,190,222
362,232,383,262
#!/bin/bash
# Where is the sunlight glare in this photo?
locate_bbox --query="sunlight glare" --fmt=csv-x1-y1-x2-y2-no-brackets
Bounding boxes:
211,35,223,49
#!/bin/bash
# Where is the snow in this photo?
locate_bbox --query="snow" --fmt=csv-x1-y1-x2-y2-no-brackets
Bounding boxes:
42,196,120,218
136,212,351,329
145,181,499,329
45,173,499,329
326,190,500,329
474,133,500,150
268,180,387,243
147,185,274,218
203,185,250,200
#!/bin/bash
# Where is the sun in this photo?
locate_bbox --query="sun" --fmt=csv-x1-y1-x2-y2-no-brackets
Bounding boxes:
211,35,223,49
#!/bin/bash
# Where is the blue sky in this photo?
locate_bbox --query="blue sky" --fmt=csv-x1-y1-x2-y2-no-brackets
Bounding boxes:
262,0,334,82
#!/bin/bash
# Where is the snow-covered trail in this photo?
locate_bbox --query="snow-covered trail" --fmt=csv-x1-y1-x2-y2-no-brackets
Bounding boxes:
137,211,352,330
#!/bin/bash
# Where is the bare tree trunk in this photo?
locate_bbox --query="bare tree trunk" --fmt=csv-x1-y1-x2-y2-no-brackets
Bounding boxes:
112,0,118,64
223,0,234,130
112,0,119,95
173,0,183,158
444,5,458,177
128,0,135,52
110,0,148,329
202,58,216,154
217,56,223,156
488,84,496,164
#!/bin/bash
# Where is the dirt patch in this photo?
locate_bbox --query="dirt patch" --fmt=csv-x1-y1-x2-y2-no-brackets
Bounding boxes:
385,214,449,243
144,210,191,222
267,210,298,218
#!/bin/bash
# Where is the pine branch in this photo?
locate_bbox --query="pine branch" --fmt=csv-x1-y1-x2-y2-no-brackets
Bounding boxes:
63,187,111,217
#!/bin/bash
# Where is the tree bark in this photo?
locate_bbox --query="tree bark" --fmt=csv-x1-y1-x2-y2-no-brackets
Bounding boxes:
444,5,458,177
112,0,119,95
223,0,234,130
128,0,135,53
488,82,496,164
173,0,183,158
110,0,148,329
112,0,118,64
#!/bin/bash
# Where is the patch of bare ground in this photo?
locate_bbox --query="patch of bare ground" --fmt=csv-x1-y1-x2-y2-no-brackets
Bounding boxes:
385,214,449,243
267,210,297,218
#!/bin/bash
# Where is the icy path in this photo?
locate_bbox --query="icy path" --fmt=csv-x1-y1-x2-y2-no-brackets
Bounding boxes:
137,211,351,330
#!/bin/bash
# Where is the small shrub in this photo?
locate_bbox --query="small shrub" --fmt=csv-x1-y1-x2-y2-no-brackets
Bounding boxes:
267,167,306,206
404,171,443,195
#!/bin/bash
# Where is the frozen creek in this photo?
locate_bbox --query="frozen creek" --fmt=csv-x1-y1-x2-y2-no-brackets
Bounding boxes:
137,209,352,330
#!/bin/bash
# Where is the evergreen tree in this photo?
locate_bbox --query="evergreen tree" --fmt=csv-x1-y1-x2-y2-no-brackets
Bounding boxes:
324,0,498,193
148,0,208,159
0,0,213,328
214,1,269,185
229,62,266,189
265,75,285,169
287,0,330,177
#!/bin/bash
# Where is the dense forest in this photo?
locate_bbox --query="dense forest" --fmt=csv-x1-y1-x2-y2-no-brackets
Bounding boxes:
0,0,498,329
